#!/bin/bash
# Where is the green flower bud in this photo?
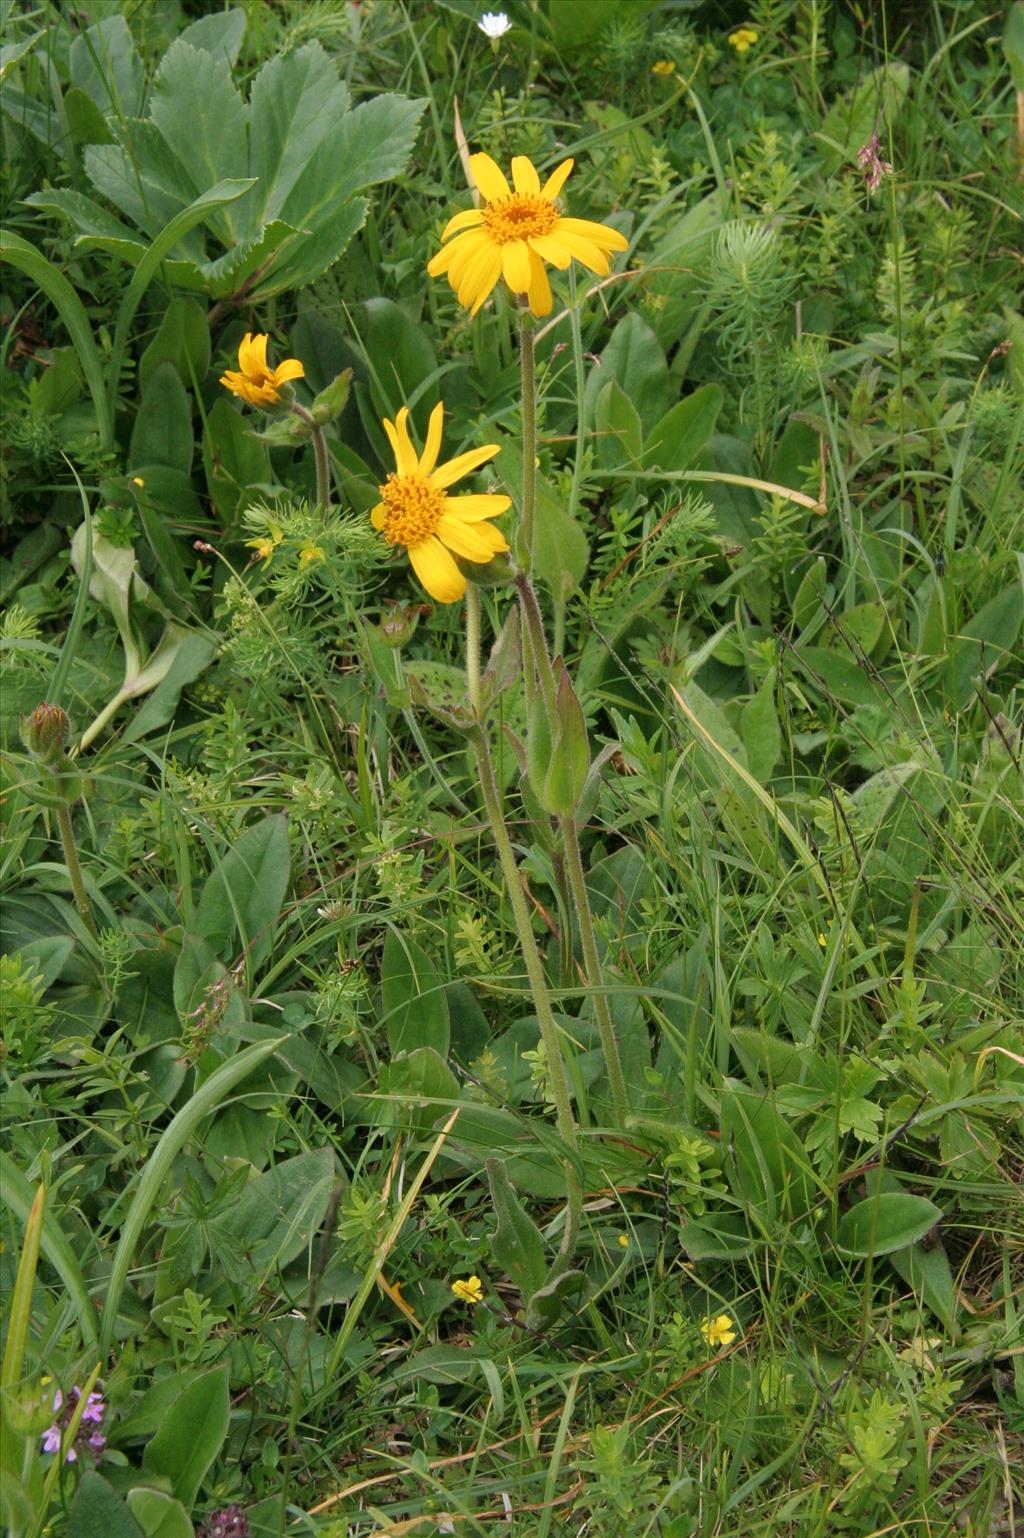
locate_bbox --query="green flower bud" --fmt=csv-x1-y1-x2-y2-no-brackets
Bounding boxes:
377,604,423,649
2,1376,62,1437
19,703,70,764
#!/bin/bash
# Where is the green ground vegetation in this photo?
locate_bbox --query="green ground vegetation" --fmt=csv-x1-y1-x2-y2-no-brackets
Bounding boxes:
1,1,1022,1535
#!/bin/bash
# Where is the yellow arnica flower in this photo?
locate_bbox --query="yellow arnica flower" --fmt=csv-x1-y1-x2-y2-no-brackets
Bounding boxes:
728,27,758,53
371,403,510,604
701,1312,738,1348
427,152,628,318
220,332,305,407
451,1275,484,1304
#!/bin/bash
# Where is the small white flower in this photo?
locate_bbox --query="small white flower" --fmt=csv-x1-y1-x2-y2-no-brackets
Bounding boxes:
478,11,512,39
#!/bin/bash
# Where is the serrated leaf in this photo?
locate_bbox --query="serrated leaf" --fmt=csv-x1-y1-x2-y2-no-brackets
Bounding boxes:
69,15,145,118
178,7,247,64
149,42,248,239
248,42,351,229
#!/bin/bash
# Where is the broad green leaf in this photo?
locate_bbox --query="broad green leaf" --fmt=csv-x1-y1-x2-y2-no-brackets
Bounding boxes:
792,644,878,708
69,15,145,118
363,297,438,419
378,1047,460,1132
824,601,888,661
486,1158,549,1299
644,384,723,475
178,7,247,64
498,437,588,599
594,378,643,469
122,627,217,743
680,1210,754,1261
835,1193,943,1257
142,1365,228,1508
222,1148,336,1277
740,670,781,783
0,231,113,448
792,558,828,634
888,1238,958,1330
140,297,211,390
125,1486,193,1538
68,1473,144,1538
193,814,291,965
100,1037,285,1354
948,582,1024,709
381,928,450,1059
720,1080,813,1224
149,42,248,238
1003,0,1024,93
202,397,273,520
0,1155,99,1350
85,124,205,245
130,362,194,474
63,86,116,147
585,312,669,435
526,1268,586,1330
248,42,351,227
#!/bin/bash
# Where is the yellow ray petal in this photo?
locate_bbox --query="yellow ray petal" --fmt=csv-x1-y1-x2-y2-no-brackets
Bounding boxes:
409,536,467,603
427,229,487,277
511,155,541,196
447,233,492,289
370,503,388,530
431,443,501,490
272,358,305,383
501,239,532,294
438,513,509,562
458,244,503,313
540,158,574,201
442,493,511,520
526,233,572,269
442,208,485,241
243,332,269,376
469,151,511,202
383,410,417,476
556,216,628,252
419,402,445,475
527,250,553,317
549,225,610,273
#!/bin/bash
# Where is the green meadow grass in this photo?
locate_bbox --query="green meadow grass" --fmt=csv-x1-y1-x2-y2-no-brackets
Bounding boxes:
1,2,1021,1535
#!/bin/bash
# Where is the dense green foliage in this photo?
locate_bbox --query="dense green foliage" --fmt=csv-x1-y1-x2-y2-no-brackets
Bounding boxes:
1,1,1022,1535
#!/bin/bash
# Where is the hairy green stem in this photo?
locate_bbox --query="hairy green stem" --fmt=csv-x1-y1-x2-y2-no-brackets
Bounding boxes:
515,310,537,569
465,582,483,717
470,726,581,1263
559,812,628,1125
291,401,331,510
56,801,99,940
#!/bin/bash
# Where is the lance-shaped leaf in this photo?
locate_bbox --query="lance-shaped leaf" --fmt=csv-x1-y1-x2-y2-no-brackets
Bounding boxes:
540,660,591,818
486,1159,548,1302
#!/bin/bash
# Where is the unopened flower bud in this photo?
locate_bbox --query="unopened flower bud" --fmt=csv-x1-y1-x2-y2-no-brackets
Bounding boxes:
19,703,70,764
377,604,422,649
3,1376,62,1436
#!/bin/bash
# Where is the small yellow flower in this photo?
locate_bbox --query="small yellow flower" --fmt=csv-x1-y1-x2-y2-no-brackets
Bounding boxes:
651,59,677,76
451,1275,484,1304
728,26,758,54
245,522,284,563
427,151,628,318
298,542,325,567
131,476,145,487
617,1233,630,1248
220,332,305,407
818,932,827,948
701,1312,738,1348
370,402,511,604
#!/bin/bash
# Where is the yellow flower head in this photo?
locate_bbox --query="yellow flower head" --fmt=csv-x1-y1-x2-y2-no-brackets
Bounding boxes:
728,26,758,54
298,542,325,567
652,59,677,76
370,402,511,604
220,332,305,407
451,1275,484,1304
427,152,629,318
245,522,284,563
701,1312,738,1348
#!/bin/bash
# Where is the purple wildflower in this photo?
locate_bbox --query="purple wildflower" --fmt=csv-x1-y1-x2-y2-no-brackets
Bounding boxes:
198,1506,250,1538
40,1384,107,1464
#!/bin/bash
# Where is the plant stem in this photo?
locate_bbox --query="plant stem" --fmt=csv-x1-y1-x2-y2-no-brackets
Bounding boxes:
78,688,129,752
470,726,581,1264
56,801,99,939
515,571,557,726
291,402,331,510
515,310,537,570
465,581,483,717
558,812,628,1125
